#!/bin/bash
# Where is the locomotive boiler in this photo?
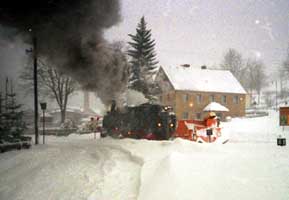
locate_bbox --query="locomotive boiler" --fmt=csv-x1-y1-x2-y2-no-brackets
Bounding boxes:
102,102,176,140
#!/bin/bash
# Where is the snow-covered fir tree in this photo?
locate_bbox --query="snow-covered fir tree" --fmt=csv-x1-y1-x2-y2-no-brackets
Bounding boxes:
0,79,9,140
128,16,159,101
0,79,26,140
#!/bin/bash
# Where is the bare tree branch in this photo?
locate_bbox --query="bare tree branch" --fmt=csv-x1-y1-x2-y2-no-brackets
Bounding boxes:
19,57,77,123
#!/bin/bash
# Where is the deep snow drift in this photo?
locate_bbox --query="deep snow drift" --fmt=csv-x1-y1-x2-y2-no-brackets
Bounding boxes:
0,110,288,200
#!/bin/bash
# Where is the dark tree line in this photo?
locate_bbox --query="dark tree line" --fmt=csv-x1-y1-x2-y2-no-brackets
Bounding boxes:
221,48,267,104
278,48,289,100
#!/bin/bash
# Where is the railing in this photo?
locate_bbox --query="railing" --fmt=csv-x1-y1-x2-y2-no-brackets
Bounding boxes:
245,110,269,118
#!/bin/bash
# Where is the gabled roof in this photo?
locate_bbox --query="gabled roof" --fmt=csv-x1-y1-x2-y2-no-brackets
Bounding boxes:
160,66,247,94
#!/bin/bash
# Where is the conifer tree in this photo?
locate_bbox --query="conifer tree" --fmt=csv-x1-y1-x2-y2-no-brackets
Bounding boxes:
1,78,26,139
0,78,9,140
128,16,159,99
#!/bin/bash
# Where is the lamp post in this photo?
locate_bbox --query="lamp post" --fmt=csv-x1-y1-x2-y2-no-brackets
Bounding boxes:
40,102,47,144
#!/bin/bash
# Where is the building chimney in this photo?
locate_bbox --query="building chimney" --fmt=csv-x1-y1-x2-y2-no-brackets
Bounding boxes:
181,64,190,68
201,65,207,69
83,91,90,113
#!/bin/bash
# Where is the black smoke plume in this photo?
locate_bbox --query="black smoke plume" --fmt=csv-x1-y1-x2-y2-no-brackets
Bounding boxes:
0,0,129,105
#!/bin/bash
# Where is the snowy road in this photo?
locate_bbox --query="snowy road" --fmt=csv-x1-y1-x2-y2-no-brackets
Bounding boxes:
0,137,142,200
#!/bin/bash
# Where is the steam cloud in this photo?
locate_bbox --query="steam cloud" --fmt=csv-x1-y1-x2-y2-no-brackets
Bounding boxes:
0,0,129,105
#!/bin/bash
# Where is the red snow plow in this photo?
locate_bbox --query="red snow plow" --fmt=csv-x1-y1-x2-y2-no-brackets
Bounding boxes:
174,119,227,143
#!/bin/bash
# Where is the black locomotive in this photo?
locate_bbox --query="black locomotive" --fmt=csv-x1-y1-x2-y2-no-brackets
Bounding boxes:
102,102,176,140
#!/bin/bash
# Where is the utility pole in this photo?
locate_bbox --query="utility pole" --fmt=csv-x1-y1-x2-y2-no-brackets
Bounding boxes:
30,28,39,145
275,81,278,111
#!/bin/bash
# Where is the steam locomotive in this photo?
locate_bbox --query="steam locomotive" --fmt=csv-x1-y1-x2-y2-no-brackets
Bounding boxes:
102,102,176,140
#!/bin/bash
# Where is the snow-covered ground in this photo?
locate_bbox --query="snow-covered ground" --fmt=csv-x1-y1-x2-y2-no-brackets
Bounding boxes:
0,110,288,200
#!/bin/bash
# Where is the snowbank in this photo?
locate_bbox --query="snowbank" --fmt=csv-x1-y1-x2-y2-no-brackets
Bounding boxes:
223,110,289,143
0,110,288,200
137,142,289,200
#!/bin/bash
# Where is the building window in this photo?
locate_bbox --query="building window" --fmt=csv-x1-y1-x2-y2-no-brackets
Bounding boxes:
167,93,170,101
159,95,163,102
209,95,215,102
196,113,201,120
183,94,189,102
182,112,189,119
221,95,227,104
233,95,239,104
197,94,202,104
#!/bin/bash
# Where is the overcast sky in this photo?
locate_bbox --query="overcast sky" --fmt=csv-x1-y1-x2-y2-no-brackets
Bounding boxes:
1,0,288,78
105,0,289,75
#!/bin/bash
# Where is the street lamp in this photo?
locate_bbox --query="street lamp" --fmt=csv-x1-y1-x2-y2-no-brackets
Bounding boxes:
40,102,47,144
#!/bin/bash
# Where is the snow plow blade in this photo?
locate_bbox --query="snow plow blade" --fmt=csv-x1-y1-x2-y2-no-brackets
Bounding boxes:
175,120,228,144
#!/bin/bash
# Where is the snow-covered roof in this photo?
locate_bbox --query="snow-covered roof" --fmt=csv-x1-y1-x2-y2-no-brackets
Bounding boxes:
203,102,229,112
161,66,246,94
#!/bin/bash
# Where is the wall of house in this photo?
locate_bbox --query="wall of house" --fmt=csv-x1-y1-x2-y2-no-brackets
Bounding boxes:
160,90,246,120
159,90,176,109
155,68,177,108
